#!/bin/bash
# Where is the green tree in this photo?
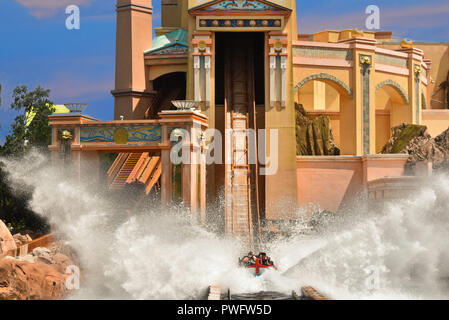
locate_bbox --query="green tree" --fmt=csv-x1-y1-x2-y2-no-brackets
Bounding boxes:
0,160,48,234
1,85,55,156
0,85,53,233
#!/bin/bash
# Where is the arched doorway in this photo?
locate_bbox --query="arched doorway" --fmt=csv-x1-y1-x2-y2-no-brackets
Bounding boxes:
375,80,410,152
294,73,355,154
145,72,186,119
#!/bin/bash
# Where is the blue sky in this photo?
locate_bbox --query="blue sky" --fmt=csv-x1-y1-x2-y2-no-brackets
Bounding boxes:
1,0,448,145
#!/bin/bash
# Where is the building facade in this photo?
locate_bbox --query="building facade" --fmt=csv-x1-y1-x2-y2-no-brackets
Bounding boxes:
51,0,449,244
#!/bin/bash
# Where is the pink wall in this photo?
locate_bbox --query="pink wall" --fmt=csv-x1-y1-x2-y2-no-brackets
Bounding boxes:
296,154,409,213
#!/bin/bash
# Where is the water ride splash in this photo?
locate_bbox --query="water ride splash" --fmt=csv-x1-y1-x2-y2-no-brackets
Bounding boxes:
3,152,449,299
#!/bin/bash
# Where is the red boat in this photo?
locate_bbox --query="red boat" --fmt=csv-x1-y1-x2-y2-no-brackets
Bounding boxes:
245,258,277,276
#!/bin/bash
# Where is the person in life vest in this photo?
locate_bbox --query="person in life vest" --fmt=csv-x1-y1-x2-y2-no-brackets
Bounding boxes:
239,251,256,266
257,251,274,267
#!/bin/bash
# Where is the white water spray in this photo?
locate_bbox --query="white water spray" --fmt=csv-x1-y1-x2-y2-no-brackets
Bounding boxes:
2,152,449,299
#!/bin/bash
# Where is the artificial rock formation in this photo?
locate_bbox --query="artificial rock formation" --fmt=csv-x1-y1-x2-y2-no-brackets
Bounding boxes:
13,233,32,247
0,242,78,300
381,123,449,171
295,103,340,156
434,128,449,167
0,220,16,255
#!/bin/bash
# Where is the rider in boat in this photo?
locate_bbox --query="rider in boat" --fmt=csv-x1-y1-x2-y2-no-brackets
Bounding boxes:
240,251,277,276
239,251,256,266
257,252,274,267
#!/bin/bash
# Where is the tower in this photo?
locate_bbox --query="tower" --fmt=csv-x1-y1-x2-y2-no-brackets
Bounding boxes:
112,0,153,120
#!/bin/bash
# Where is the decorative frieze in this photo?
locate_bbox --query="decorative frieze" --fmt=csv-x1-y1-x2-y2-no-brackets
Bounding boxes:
375,53,408,68
196,17,283,31
189,0,292,14
79,125,162,143
199,0,285,11
293,46,353,61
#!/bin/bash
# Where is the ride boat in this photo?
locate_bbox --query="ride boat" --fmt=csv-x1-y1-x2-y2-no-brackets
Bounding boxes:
242,258,277,276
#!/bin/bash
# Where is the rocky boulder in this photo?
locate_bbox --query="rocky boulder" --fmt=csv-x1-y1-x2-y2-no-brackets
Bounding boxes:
434,127,449,170
0,220,16,256
0,241,79,300
295,103,340,156
13,233,32,247
31,247,53,264
381,123,449,172
0,257,70,300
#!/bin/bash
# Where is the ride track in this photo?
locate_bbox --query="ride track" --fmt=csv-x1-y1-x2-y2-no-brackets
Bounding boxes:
207,284,328,300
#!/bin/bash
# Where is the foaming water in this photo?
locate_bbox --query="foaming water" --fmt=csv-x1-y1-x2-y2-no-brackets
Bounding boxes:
273,175,449,299
2,152,449,299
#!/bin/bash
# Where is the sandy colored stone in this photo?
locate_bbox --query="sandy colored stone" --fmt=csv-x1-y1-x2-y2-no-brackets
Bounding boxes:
0,258,69,300
0,220,16,255
13,233,32,247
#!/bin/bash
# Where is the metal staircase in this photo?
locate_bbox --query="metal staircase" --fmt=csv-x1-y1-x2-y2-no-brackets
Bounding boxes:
108,153,161,195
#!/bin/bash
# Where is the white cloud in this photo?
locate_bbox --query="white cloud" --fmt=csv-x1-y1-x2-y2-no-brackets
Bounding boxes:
299,2,449,35
15,0,90,18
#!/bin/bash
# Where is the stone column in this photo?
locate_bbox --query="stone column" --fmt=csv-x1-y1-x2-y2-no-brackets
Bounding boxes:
160,148,172,206
200,145,207,225
159,110,208,218
400,47,425,125
344,37,376,155
182,144,199,219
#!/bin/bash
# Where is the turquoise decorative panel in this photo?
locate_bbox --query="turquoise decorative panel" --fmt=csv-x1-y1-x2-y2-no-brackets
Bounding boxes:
80,125,162,143
204,0,282,11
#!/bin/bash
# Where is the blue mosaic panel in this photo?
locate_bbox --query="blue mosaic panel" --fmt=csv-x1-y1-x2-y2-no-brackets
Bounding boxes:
80,125,162,143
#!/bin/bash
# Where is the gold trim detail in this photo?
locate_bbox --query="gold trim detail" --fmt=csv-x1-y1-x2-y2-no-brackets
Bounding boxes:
113,127,129,144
